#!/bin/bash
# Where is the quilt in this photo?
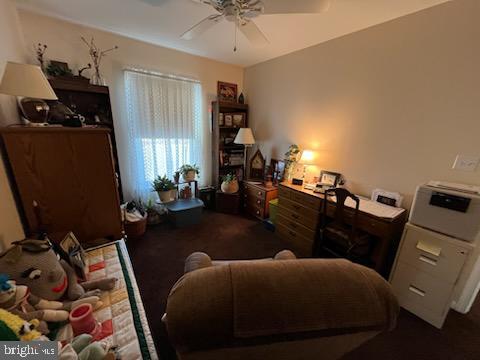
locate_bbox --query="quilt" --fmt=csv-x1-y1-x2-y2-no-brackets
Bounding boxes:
56,240,158,360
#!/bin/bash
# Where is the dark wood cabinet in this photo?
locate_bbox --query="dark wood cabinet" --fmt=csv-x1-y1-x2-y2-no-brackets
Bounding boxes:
243,182,278,220
48,78,123,201
1,126,123,246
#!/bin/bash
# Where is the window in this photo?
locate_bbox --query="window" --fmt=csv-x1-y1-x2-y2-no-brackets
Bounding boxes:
123,69,205,200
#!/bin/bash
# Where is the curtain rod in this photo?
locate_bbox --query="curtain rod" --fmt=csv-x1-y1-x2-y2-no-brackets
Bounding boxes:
124,67,201,84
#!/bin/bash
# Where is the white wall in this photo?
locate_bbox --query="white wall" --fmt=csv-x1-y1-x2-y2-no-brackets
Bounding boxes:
245,0,480,208
0,0,26,248
18,10,245,198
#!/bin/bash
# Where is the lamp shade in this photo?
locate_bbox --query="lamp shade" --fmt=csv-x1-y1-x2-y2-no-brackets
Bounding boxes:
0,62,57,100
299,150,315,164
234,128,255,145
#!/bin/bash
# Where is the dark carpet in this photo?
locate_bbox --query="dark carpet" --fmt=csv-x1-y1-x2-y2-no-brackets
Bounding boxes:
127,210,480,360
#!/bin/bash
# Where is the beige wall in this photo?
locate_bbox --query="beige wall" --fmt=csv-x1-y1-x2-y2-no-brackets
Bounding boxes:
245,0,480,208
0,0,26,248
18,10,244,196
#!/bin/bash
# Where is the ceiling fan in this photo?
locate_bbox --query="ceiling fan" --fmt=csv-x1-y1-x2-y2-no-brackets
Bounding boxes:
181,0,335,50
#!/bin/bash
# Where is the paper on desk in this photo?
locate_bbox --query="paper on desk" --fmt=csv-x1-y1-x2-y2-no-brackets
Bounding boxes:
330,196,405,219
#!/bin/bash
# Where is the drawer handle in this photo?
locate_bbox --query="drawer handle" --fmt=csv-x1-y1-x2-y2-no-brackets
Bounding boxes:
288,230,297,237
419,255,437,266
416,241,441,257
256,210,260,215
290,222,297,228
256,200,261,204
293,204,300,210
291,214,299,219
408,285,426,297
257,191,262,196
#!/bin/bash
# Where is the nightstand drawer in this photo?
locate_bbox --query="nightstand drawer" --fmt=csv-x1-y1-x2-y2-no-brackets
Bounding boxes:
277,214,316,241
277,203,318,230
245,202,264,219
391,262,454,316
245,185,265,200
398,226,470,284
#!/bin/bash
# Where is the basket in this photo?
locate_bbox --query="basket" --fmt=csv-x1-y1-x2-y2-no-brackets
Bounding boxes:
124,215,147,240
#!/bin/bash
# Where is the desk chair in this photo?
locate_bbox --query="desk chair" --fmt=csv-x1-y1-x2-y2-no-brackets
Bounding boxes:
314,188,374,265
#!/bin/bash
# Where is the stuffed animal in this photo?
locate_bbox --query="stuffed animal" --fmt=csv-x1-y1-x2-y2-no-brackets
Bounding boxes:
0,308,48,341
59,334,116,360
0,274,70,335
0,238,117,311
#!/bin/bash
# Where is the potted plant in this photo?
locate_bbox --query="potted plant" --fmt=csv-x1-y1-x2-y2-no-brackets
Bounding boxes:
179,164,200,182
152,175,176,203
221,173,239,194
145,198,166,225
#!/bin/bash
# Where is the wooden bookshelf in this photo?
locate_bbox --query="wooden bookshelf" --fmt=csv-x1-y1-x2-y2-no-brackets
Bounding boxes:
211,101,248,187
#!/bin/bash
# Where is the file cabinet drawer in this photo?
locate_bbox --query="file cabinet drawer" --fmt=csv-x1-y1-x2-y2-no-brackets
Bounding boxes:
391,262,454,316
277,214,316,241
398,226,470,284
276,222,313,255
277,203,318,230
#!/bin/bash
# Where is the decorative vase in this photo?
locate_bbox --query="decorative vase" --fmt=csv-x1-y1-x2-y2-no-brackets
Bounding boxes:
90,66,106,86
238,92,245,104
157,190,172,203
221,179,239,194
183,171,196,182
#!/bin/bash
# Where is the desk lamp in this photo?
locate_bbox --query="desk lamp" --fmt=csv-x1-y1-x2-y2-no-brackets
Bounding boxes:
292,150,314,187
0,62,58,125
234,128,256,180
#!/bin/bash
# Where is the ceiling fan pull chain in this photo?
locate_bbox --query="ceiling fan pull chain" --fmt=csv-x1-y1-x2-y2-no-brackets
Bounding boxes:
234,16,238,52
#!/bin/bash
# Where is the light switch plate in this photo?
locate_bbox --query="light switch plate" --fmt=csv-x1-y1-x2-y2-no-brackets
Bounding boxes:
452,155,479,172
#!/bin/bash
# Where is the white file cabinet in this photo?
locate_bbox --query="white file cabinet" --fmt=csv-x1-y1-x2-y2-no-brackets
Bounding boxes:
389,223,473,328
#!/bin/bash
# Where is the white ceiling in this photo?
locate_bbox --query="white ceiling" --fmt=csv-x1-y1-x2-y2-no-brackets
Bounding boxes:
15,0,451,67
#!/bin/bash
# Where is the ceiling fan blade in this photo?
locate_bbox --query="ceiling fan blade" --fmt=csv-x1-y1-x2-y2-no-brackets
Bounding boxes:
263,0,334,14
181,14,223,40
139,0,168,6
239,21,269,47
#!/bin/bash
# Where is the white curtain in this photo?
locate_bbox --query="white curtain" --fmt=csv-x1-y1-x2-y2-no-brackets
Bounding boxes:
123,69,205,201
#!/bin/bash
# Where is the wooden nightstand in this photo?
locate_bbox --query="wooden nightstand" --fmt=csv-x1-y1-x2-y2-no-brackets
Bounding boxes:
243,182,278,220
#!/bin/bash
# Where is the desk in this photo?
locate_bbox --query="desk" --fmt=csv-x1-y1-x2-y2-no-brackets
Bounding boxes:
276,183,407,277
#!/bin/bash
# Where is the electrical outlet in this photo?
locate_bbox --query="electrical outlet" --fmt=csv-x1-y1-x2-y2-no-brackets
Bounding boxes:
452,155,479,172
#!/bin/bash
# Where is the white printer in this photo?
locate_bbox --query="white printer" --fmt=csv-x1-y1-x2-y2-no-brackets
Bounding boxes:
410,181,480,242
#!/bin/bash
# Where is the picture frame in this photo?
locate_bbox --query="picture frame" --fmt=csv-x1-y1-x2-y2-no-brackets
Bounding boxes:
218,113,224,126
270,159,286,184
217,81,238,103
232,113,245,127
319,170,342,187
224,114,233,127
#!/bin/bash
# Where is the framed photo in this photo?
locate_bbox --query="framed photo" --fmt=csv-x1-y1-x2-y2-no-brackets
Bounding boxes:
218,113,224,126
270,159,285,184
319,170,342,187
224,114,233,127
217,81,238,103
232,113,245,127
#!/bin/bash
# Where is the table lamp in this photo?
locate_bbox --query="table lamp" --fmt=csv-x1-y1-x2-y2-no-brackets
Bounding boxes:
292,149,315,186
234,128,256,179
0,62,58,125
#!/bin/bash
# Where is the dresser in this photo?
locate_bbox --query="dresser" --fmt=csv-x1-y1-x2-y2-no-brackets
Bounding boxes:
1,126,123,246
276,183,407,276
243,182,278,220
389,223,473,328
